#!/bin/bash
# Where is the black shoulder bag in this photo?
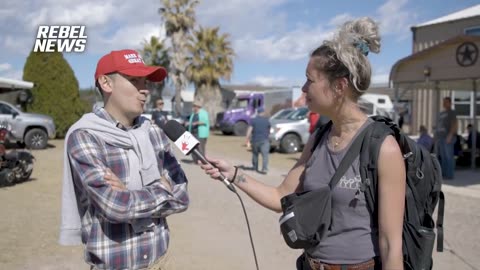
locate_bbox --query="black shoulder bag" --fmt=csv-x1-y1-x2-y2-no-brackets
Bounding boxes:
278,124,368,249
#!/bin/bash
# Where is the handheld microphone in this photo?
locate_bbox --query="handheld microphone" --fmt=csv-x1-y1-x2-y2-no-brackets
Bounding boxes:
162,120,236,192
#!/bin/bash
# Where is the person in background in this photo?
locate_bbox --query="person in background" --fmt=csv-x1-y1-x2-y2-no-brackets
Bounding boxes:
60,49,189,270
434,97,458,180
398,111,405,130
152,98,168,128
199,17,404,270
308,111,320,134
466,124,480,150
186,100,209,163
246,107,271,174
417,125,434,152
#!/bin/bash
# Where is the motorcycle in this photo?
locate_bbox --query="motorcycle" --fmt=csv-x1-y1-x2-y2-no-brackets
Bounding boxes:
0,121,35,187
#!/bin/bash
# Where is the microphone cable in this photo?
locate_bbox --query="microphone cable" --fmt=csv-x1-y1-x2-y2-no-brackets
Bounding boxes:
226,183,260,270
161,120,260,269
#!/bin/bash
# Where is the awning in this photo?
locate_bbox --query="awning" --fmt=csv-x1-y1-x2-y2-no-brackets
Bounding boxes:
0,77,34,89
390,35,480,87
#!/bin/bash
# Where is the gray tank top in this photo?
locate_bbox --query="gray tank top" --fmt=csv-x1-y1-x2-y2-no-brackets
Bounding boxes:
303,119,379,264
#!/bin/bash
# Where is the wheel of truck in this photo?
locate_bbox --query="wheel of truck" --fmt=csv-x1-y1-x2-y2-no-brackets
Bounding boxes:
233,121,248,136
280,133,301,153
24,128,48,149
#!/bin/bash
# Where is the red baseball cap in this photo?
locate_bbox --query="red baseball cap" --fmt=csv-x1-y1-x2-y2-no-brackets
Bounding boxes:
94,49,167,82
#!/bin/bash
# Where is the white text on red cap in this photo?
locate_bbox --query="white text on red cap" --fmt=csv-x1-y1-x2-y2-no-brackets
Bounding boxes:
124,54,145,64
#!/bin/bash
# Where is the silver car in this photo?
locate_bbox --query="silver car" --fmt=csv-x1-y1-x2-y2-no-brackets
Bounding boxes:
269,107,310,153
0,100,56,149
270,107,295,121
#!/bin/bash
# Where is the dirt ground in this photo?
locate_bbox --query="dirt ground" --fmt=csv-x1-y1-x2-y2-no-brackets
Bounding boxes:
1,131,473,270
0,131,302,270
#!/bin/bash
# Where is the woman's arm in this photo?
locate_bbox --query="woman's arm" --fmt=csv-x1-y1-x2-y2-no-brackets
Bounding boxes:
201,133,317,213
377,135,406,270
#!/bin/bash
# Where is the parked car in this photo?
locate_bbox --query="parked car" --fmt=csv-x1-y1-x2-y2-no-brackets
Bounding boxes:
0,100,56,149
269,107,310,153
270,107,295,121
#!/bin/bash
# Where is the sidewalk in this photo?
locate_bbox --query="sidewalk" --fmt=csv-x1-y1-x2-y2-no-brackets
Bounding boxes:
442,169,480,199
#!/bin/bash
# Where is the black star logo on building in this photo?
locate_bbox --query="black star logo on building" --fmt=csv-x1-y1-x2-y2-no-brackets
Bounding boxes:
456,42,478,67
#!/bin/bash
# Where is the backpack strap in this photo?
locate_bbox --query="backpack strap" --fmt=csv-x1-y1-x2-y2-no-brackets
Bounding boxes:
360,120,394,222
311,121,333,153
328,126,369,189
436,191,445,252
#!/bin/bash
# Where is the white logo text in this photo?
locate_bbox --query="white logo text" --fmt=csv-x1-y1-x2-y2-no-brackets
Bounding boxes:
33,26,87,53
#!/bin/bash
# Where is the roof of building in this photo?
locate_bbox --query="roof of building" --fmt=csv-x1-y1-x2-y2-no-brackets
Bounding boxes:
415,4,480,28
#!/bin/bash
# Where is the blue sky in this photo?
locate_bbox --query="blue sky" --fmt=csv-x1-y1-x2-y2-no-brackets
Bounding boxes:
0,0,479,93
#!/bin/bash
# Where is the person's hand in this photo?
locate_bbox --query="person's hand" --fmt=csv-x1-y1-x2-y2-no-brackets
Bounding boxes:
104,168,127,191
198,157,235,180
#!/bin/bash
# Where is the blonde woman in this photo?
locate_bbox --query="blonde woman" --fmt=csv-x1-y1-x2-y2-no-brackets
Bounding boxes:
200,17,405,270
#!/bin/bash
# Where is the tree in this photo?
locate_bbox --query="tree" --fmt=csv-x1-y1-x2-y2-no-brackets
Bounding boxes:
159,0,198,115
141,36,170,106
187,26,234,125
23,51,88,137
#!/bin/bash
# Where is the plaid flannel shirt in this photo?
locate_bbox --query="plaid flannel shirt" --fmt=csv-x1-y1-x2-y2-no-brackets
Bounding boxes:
67,109,189,270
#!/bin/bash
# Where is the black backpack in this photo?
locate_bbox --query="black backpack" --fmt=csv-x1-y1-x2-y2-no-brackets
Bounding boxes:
313,116,445,270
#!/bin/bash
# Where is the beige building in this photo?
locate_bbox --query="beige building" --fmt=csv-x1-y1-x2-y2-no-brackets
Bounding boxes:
390,4,480,138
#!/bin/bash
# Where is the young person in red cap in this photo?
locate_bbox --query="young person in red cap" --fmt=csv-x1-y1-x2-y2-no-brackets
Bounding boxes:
60,49,189,270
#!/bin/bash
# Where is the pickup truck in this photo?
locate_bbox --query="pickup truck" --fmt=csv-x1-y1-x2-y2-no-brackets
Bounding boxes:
0,100,56,149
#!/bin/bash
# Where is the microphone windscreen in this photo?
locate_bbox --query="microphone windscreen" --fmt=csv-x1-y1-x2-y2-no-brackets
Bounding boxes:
163,120,186,141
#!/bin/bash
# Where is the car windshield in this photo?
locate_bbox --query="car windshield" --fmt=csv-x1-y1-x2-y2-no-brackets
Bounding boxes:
271,108,294,120
228,98,249,109
286,107,309,120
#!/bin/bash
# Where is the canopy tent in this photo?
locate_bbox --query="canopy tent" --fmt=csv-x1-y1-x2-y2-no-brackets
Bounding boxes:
390,35,480,169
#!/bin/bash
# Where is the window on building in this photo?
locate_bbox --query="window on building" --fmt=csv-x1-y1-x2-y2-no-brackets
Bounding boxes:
477,94,480,117
452,91,480,117
465,26,480,36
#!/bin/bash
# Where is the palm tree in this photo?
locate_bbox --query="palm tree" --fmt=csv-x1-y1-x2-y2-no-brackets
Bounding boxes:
141,36,169,104
186,26,234,125
159,0,199,115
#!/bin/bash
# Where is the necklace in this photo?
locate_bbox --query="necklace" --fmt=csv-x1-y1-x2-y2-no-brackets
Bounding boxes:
329,135,341,149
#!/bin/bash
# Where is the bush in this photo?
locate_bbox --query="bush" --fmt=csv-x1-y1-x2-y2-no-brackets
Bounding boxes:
23,51,89,138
